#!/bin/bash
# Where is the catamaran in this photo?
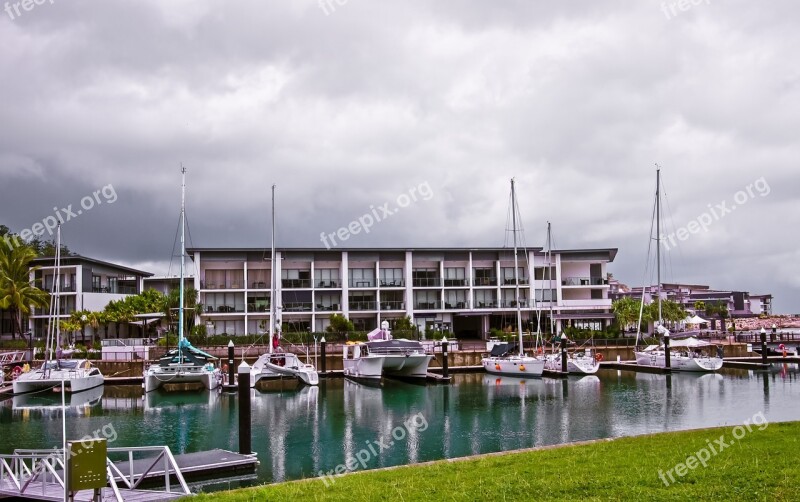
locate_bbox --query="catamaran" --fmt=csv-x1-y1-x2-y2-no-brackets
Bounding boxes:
13,225,104,395
482,179,545,377
250,185,319,388
633,167,723,373
144,167,221,392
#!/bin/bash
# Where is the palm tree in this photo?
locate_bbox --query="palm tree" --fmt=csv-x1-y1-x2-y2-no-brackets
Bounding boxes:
0,243,49,341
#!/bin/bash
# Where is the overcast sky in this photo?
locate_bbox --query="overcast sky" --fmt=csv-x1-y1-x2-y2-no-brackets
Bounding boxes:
1,1,797,312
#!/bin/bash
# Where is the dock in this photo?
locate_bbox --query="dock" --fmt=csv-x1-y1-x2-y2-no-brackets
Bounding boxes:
425,372,452,383
111,448,258,483
600,361,672,374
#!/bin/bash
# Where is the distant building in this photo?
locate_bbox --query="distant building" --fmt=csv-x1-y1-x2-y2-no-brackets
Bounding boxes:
26,255,152,338
611,283,773,318
186,246,618,338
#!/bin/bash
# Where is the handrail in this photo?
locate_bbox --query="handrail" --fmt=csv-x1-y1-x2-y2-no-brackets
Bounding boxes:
1,446,190,498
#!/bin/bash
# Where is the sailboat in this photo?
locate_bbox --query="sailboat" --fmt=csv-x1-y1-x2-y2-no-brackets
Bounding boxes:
13,224,104,395
250,185,319,387
482,179,545,377
144,167,222,392
542,223,599,375
633,167,723,372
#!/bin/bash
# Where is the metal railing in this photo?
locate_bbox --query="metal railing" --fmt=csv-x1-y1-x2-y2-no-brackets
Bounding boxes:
0,446,189,500
412,278,441,287
562,277,607,286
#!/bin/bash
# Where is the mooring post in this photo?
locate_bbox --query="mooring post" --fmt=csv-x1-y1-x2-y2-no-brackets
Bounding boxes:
238,361,251,455
442,336,449,379
320,336,327,375
760,328,768,365
663,333,671,370
227,340,235,386
772,323,777,342
560,333,568,374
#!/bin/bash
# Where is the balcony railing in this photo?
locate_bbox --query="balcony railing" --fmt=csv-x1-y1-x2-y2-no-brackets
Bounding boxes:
412,278,441,287
316,279,342,288
91,286,137,294
474,301,498,308
315,303,341,311
414,301,441,309
202,282,244,290
562,277,608,286
502,278,529,286
379,279,405,287
473,277,497,286
206,305,245,313
500,300,529,308
349,301,377,311
282,279,312,289
380,301,405,311
247,303,270,312
250,281,270,289
349,280,376,288
443,279,469,287
284,302,313,312
444,301,469,310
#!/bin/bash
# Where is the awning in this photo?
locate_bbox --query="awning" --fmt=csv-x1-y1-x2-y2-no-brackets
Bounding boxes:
129,318,160,326
671,337,714,348
684,315,709,325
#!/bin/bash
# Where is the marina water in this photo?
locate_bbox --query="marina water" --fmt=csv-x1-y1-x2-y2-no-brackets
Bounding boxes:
2,366,799,493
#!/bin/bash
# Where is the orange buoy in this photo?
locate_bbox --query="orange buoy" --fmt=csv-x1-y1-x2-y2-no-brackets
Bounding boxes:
12,366,22,379
519,365,526,371
537,347,543,355
595,353,604,362
495,364,501,371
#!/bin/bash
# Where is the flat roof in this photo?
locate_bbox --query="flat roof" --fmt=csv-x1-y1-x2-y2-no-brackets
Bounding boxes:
32,255,153,277
187,246,618,261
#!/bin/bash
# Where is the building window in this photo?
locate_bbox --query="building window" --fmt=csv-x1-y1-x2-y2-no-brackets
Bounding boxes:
473,268,496,286
380,268,404,287
474,289,497,308
414,291,439,309
412,268,440,287
443,268,467,286
501,267,527,285
349,268,375,287
315,268,341,288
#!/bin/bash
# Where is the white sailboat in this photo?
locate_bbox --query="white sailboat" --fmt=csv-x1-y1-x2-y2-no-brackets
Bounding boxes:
251,184,319,387
144,167,221,392
482,179,545,378
13,225,104,395
363,321,432,380
542,223,599,375
342,342,385,381
634,167,723,373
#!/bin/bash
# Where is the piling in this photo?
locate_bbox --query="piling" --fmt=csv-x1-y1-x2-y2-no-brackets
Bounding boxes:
320,338,327,374
761,329,768,365
560,334,568,373
227,340,235,385
442,337,449,379
238,361,251,455
664,333,671,370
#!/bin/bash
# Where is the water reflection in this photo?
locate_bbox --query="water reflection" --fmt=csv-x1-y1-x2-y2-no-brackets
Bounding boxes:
1,365,799,489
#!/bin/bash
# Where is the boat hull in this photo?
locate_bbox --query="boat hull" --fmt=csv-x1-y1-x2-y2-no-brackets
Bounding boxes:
635,351,723,372
482,356,545,377
343,356,385,380
13,361,104,395
379,354,433,379
544,354,600,375
144,366,221,393
251,353,319,386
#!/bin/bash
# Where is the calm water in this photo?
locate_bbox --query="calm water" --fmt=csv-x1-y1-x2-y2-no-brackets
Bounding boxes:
2,365,799,492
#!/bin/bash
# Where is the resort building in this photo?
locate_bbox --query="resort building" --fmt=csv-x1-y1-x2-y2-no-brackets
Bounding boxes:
187,247,618,339
612,283,773,318
26,255,152,338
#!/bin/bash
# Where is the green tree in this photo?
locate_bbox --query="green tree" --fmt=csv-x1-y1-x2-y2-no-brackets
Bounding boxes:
693,300,706,313
327,314,354,337
163,287,199,338
612,297,642,332
0,242,50,341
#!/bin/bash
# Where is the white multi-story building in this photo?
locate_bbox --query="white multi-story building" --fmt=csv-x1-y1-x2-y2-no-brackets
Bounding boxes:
27,255,152,337
188,247,617,339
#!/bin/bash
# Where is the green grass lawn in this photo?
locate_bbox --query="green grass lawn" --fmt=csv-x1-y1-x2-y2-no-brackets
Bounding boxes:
189,421,799,501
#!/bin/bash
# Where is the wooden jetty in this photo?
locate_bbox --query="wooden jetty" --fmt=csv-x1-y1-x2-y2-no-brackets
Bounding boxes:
600,361,672,374
425,372,452,383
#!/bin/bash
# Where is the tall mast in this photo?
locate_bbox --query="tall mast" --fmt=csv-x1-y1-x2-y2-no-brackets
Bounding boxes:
656,165,662,325
55,224,61,353
547,221,553,337
178,166,186,364
510,179,524,357
269,184,276,355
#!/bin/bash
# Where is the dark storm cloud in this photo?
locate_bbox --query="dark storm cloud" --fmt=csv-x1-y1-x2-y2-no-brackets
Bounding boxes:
1,0,797,311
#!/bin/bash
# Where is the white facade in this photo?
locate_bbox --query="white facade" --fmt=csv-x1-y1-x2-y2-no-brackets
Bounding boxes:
189,247,617,338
